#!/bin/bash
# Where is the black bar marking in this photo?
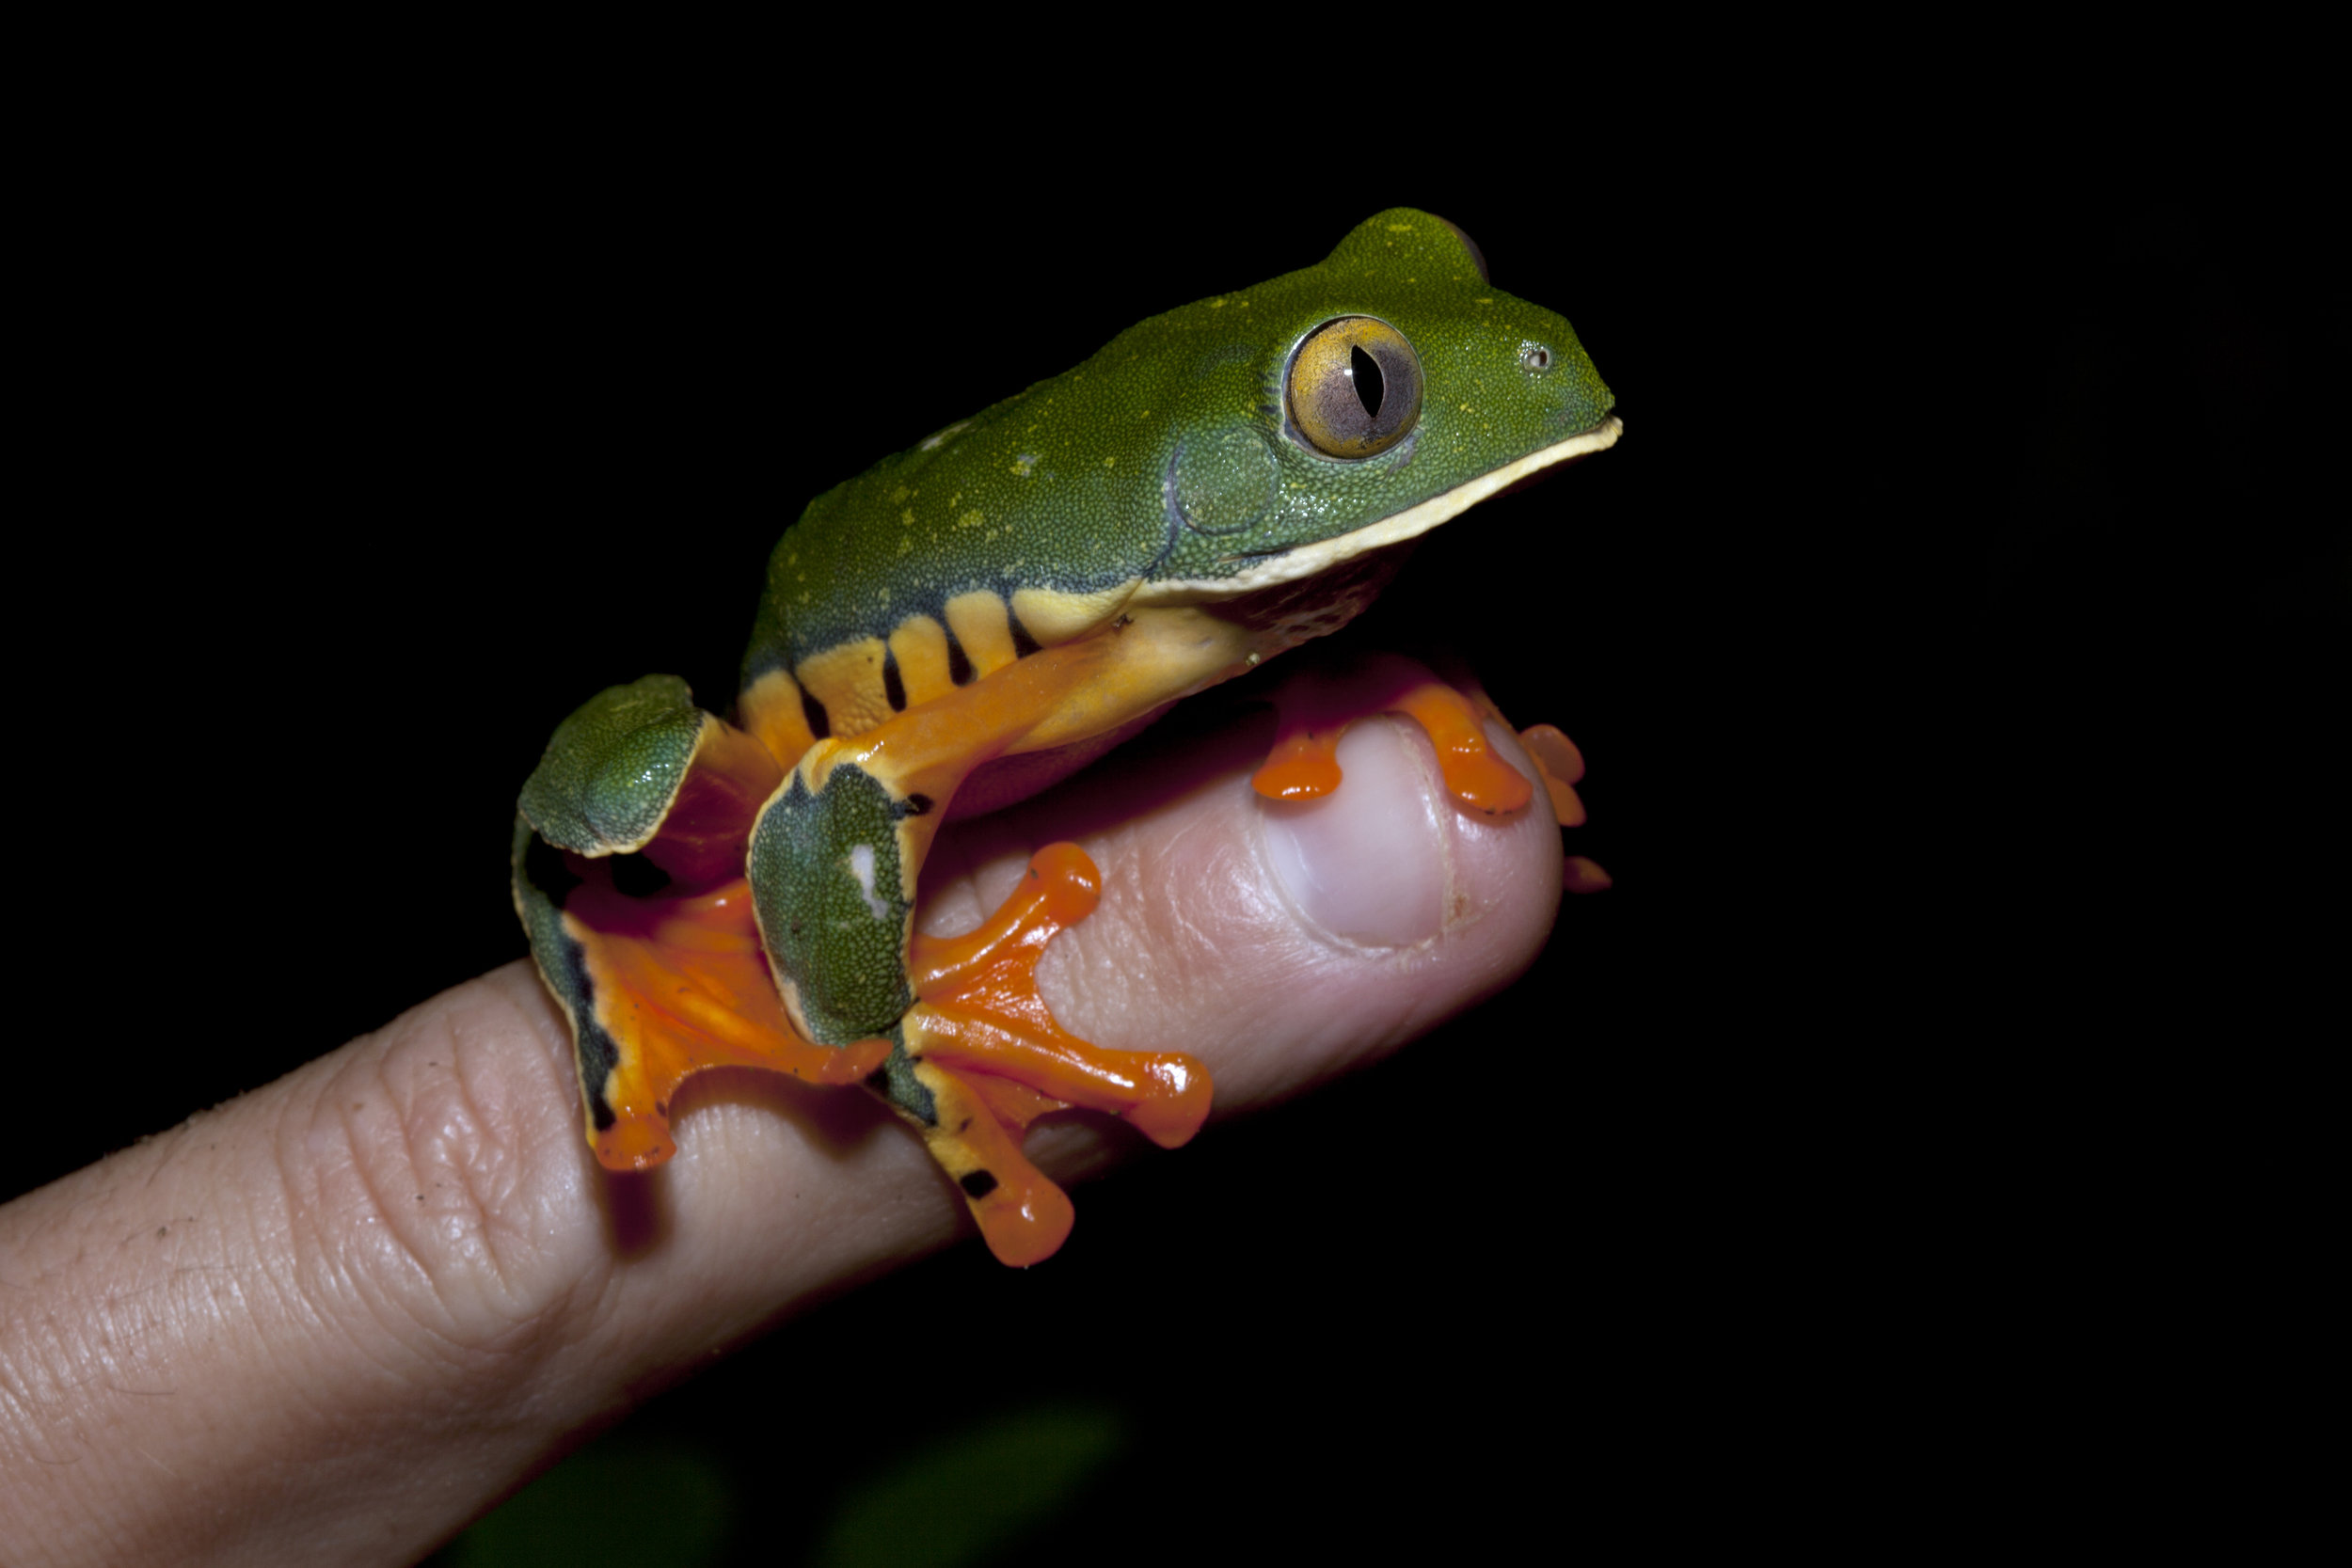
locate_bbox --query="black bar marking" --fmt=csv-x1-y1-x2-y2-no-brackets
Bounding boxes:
882,644,906,712
960,1169,1000,1198
945,625,974,686
900,793,934,817
800,687,831,739
555,931,621,1132
1009,612,1042,659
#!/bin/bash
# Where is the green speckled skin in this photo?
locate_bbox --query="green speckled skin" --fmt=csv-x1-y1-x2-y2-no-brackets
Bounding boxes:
749,764,918,1043
514,208,1619,1210
743,208,1613,683
517,673,706,853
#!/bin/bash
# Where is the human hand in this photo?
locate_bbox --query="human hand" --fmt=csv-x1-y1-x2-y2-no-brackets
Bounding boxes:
0,670,1575,1567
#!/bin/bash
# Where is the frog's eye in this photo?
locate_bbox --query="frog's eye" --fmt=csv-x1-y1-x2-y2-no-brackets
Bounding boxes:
1286,316,1423,460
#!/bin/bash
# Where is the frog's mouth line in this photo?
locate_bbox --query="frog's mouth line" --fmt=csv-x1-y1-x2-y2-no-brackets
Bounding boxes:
1134,414,1623,606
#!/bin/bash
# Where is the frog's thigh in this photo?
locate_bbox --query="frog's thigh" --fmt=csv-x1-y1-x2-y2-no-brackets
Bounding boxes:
747,758,925,1046
742,636,1112,1045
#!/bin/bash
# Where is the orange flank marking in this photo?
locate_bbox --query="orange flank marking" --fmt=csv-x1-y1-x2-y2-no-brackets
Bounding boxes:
903,843,1214,1266
1249,653,1534,816
804,634,1123,800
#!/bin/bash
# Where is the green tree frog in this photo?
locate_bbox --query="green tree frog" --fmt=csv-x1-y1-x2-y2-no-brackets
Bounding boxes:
511,209,1620,1265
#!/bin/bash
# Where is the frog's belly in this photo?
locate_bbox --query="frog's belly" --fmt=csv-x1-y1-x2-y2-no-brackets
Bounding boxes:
740,547,1411,818
949,543,1411,816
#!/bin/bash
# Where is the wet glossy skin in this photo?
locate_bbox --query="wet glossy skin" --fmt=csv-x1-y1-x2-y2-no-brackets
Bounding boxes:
511,208,1619,1263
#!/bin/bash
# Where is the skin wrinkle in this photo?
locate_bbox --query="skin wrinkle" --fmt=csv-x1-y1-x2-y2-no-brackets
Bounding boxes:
465,973,630,1357
440,985,591,1318
0,1304,88,1471
11,1163,248,1563
276,1073,424,1386
298,1022,584,1389
386,1010,536,1320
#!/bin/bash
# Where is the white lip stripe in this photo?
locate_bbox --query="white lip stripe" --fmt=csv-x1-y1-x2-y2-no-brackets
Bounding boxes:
1134,415,1623,606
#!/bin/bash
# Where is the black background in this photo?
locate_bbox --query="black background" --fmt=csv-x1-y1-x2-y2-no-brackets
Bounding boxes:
12,90,2338,1560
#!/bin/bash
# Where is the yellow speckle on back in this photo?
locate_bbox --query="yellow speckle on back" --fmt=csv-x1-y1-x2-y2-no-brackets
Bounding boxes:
1387,223,1414,232
1103,456,1116,467
1476,297,1493,305
902,509,915,526
959,510,985,529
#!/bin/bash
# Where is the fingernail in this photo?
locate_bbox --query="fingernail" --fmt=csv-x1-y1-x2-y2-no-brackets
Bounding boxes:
1262,719,1453,945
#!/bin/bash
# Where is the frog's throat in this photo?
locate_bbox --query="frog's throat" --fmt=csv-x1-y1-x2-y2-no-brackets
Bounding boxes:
1132,415,1623,608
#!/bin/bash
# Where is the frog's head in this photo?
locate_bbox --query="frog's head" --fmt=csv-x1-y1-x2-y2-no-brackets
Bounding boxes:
1130,207,1619,602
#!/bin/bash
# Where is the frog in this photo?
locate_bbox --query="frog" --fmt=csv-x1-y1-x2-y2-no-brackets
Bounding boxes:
511,208,1620,1266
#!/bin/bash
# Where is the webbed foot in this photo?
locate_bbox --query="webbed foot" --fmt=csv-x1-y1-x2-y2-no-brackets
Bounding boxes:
1248,653,1612,892
898,843,1213,1266
513,677,889,1170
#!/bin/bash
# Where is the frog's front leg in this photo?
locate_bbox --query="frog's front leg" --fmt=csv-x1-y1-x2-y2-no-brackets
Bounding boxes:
747,658,1212,1266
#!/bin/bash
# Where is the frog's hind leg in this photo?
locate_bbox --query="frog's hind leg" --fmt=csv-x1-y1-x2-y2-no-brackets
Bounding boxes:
899,843,1211,1264
513,676,891,1174
746,642,1213,1266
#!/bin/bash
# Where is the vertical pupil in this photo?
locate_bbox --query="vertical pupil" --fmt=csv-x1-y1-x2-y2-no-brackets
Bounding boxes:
1350,345,1385,418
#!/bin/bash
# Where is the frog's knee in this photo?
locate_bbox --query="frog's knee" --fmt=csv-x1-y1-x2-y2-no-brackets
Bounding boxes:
518,673,709,855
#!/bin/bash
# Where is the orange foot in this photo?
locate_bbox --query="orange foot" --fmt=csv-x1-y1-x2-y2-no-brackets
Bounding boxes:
537,721,895,1171
1250,655,1612,893
901,842,1214,1266
1514,722,1613,894
1252,652,1534,814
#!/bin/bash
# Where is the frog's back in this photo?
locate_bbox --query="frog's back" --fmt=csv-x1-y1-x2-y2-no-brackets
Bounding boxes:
737,206,1614,758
